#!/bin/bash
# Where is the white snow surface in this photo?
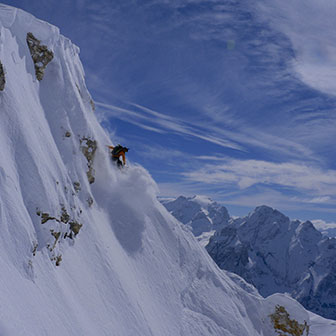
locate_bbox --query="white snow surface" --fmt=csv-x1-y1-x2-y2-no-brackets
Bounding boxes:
0,5,335,335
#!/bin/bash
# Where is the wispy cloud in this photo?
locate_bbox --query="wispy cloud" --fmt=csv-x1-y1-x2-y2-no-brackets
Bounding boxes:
197,155,228,161
311,219,336,230
221,188,298,209
183,158,336,196
158,181,203,198
96,101,244,150
306,196,332,204
85,0,334,167
256,0,336,96
139,144,187,163
9,0,336,223
96,99,324,164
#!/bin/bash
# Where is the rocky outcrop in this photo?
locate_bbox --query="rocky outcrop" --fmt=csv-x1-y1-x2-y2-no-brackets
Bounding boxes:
80,137,97,184
36,206,83,266
73,181,81,192
26,32,54,81
269,305,310,336
90,99,95,111
0,61,5,91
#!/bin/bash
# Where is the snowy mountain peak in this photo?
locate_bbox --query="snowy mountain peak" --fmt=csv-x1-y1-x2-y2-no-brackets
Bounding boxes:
249,205,289,224
208,205,336,320
228,205,290,246
252,204,274,213
190,194,214,207
161,195,230,238
296,220,322,240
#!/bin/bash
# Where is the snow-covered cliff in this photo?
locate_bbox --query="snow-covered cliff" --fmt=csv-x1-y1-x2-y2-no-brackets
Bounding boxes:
207,205,336,320
0,5,335,335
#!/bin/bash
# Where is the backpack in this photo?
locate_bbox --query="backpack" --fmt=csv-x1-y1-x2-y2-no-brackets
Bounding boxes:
112,144,123,156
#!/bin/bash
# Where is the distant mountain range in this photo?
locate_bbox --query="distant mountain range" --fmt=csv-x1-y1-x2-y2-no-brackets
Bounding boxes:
160,195,230,245
162,196,336,320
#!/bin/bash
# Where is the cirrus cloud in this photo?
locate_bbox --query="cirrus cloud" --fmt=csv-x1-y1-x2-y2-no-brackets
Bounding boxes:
183,158,336,197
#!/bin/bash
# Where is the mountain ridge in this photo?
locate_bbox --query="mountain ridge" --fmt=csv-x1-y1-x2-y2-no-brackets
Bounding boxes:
207,204,336,320
164,196,336,320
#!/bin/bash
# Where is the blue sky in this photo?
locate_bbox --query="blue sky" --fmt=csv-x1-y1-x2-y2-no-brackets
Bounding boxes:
4,0,336,226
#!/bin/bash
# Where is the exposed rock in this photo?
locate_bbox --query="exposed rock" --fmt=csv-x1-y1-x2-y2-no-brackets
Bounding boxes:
65,131,71,138
80,137,97,184
90,99,95,111
87,196,94,207
86,170,95,184
40,212,58,224
73,181,81,192
51,230,61,250
0,61,5,91
269,305,309,336
70,221,82,237
60,206,70,224
51,231,61,240
37,206,83,266
80,137,97,163
26,32,54,81
32,242,38,256
75,83,82,97
55,254,62,266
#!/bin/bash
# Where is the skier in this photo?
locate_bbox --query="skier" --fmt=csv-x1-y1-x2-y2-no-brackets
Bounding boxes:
107,144,129,168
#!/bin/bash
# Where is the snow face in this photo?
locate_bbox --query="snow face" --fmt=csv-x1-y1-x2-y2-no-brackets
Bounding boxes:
207,205,336,320
0,4,335,335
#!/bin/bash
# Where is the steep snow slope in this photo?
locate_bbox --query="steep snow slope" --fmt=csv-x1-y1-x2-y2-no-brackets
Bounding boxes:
207,205,336,320
0,5,335,335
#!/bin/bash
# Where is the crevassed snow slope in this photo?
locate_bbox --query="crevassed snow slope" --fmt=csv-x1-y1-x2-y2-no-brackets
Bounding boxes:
0,5,334,335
